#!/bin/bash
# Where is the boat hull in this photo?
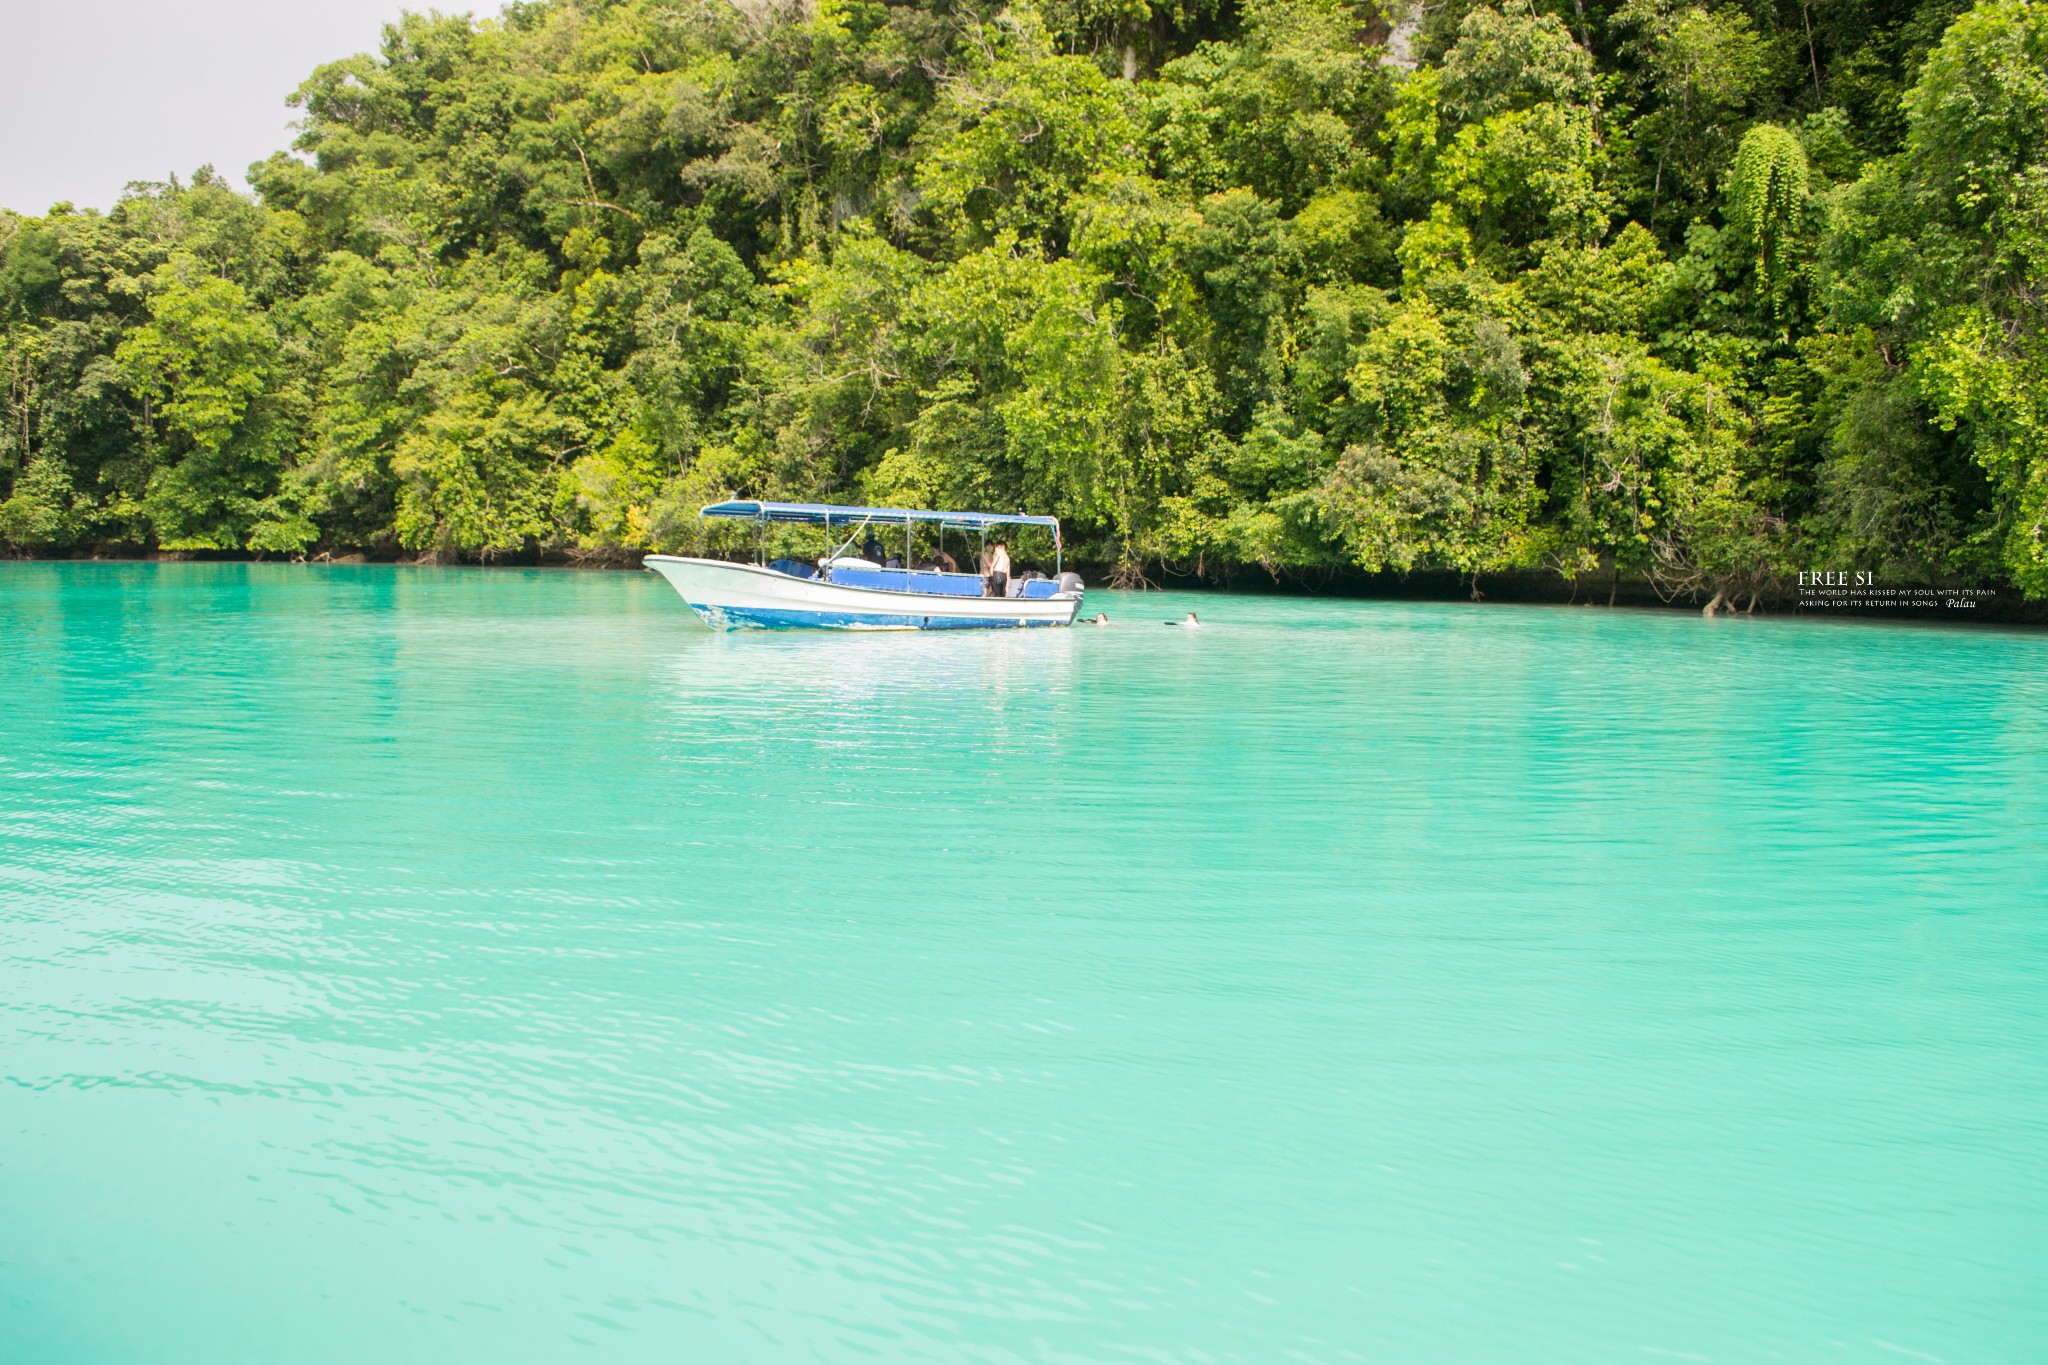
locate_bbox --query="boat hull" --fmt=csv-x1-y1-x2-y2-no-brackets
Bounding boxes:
644,556,1082,631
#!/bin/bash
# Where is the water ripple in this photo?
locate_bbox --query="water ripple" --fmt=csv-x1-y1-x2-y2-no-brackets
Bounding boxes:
1,563,2044,1363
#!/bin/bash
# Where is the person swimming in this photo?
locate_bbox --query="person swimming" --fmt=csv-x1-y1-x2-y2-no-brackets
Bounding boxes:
1165,611,1201,626
1092,612,1110,625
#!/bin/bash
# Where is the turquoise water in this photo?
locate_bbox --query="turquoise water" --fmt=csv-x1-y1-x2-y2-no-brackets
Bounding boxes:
3,563,2045,1363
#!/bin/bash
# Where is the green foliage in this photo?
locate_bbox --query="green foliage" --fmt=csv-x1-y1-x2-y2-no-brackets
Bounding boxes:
917,20,1144,252
0,456,80,546
116,253,302,551
1614,0,1774,230
0,0,2041,602
1818,0,2048,592
1727,124,1810,299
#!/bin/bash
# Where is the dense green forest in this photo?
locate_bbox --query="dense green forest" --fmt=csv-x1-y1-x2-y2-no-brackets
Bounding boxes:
1,0,2044,601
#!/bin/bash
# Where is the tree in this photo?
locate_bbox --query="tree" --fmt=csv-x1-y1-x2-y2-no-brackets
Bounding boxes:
116,254,303,552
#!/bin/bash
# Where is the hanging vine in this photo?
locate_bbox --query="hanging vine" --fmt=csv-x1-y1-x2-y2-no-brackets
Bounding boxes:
1727,123,1810,305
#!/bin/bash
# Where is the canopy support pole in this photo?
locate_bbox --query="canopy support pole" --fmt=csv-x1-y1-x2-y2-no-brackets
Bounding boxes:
829,515,872,564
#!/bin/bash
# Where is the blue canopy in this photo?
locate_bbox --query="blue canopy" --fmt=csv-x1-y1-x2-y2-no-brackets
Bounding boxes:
700,500,1059,532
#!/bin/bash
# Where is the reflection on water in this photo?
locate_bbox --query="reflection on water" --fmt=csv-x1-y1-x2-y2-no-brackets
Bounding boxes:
2,562,2045,1364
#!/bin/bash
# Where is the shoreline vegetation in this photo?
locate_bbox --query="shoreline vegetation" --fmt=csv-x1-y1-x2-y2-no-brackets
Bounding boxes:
16,550,2044,625
4,0,2047,615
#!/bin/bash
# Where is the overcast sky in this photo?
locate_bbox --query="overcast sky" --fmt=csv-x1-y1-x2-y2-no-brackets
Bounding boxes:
0,0,457,215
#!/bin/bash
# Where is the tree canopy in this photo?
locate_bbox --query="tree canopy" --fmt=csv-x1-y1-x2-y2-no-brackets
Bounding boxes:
3,0,2044,600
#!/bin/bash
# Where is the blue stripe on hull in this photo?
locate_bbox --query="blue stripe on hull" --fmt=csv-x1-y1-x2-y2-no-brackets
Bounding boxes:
688,603,1067,631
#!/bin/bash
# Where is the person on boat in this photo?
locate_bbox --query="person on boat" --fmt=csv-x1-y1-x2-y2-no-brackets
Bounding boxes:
982,540,1010,597
860,528,884,565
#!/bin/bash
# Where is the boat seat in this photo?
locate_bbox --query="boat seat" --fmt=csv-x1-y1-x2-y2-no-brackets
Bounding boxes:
828,567,985,597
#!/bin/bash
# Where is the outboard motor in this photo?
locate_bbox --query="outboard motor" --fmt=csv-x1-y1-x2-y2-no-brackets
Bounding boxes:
1057,571,1085,595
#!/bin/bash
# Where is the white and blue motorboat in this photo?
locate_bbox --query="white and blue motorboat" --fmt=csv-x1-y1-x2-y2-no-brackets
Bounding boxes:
645,500,1085,630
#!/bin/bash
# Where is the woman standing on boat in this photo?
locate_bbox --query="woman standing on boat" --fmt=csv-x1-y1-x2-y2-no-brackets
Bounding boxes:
982,540,1010,598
